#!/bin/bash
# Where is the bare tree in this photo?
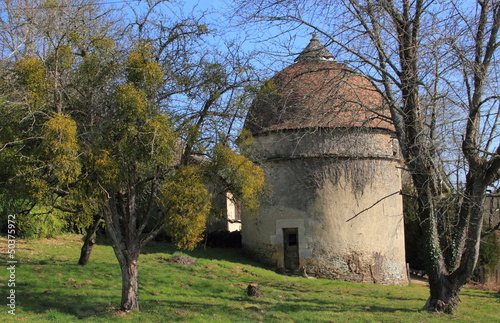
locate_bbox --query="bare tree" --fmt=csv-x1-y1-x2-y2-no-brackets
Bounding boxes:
233,0,500,313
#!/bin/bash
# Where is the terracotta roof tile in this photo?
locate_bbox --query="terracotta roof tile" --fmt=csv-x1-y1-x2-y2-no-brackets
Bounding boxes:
245,38,394,134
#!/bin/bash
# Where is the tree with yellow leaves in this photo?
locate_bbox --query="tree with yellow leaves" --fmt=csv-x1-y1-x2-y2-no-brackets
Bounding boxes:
1,1,265,313
96,44,265,312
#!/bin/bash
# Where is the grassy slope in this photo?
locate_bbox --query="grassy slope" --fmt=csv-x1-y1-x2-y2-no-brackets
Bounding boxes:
0,234,498,322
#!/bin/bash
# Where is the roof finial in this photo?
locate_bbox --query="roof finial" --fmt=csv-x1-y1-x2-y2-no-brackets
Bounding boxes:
295,33,334,62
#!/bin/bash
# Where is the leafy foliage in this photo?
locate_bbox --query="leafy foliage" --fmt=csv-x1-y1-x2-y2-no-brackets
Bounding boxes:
109,82,176,168
41,113,81,186
208,144,266,215
14,57,49,107
114,84,149,123
73,36,118,90
235,128,256,157
83,149,120,191
126,44,164,94
160,166,211,250
46,45,75,73
0,0,266,312
16,206,67,239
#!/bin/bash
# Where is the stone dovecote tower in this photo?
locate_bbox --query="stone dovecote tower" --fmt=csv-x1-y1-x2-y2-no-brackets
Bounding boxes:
242,35,408,285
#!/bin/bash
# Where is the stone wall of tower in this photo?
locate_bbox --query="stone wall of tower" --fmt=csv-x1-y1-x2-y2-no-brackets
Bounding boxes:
241,128,408,285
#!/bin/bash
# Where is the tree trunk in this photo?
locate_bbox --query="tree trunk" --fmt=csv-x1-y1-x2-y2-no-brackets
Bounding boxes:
103,191,148,312
77,234,95,266
120,257,140,312
78,215,101,266
420,178,487,313
423,277,460,314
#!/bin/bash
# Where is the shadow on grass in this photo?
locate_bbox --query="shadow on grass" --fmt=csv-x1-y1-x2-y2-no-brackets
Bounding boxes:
93,232,266,268
7,246,122,320
385,294,428,302
8,235,431,321
274,303,416,316
139,293,417,322
460,288,500,300
140,238,270,270
16,281,118,320
12,243,269,320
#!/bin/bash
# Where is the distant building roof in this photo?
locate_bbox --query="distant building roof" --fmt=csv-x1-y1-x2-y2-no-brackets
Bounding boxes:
245,36,395,134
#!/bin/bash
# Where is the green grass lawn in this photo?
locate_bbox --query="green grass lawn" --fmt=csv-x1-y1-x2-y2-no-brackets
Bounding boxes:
0,234,498,322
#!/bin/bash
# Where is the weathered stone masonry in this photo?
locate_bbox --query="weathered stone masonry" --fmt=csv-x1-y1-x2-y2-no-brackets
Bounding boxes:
241,35,408,285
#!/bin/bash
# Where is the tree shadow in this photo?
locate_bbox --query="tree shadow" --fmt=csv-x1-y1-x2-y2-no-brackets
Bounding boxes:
140,238,269,269
139,290,418,322
460,288,500,300
15,281,119,320
10,236,435,321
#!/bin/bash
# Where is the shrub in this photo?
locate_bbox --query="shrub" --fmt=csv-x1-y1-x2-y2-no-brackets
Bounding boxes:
15,207,67,239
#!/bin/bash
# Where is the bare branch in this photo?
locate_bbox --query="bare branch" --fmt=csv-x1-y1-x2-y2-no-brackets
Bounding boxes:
346,190,401,222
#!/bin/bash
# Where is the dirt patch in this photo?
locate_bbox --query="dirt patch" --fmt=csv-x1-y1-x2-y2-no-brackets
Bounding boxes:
162,255,196,266
112,310,127,317
409,274,428,286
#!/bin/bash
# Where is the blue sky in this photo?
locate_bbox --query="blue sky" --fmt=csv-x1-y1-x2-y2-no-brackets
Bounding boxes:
180,0,314,72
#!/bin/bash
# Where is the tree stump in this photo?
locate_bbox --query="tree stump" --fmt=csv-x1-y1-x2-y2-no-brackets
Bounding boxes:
247,283,262,297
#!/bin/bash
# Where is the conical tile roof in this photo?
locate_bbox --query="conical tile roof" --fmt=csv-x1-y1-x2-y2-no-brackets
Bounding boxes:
294,34,334,62
245,36,394,134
